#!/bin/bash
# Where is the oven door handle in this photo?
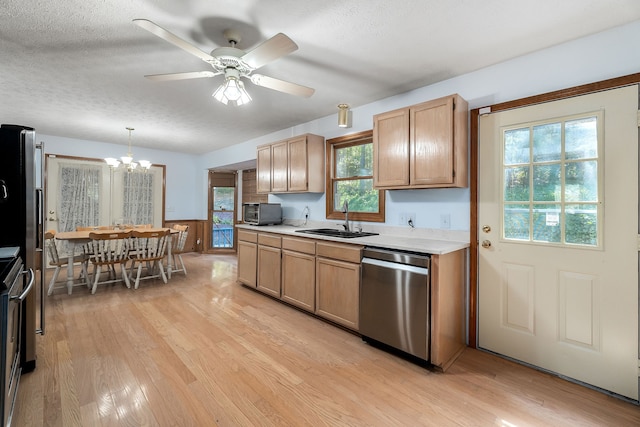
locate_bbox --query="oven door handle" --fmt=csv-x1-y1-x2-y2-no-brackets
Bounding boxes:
12,268,35,303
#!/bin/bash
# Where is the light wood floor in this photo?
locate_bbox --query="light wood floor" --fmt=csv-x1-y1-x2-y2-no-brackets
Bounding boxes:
15,253,640,426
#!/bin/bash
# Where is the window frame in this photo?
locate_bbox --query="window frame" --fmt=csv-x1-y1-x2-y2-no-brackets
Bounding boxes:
325,130,385,222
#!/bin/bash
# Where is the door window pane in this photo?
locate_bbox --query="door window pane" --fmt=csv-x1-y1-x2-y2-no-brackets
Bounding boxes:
504,204,530,240
504,167,530,202
504,128,530,165
502,112,601,248
533,164,561,201
565,160,597,202
533,204,561,243
533,122,561,162
565,204,598,245
212,187,235,248
565,117,597,160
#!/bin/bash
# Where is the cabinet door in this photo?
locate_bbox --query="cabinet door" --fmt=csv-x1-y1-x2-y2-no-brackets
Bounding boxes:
315,257,360,330
373,108,410,188
237,240,257,287
287,136,309,192
282,250,315,311
257,245,281,297
411,96,454,186
256,145,272,193
271,141,289,193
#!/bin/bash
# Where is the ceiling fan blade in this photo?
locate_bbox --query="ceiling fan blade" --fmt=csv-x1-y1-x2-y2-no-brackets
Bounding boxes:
242,33,298,70
250,74,315,98
133,19,213,63
144,71,220,81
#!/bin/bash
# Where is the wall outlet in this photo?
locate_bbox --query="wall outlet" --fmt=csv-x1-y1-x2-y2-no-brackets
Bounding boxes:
407,213,416,227
440,213,451,229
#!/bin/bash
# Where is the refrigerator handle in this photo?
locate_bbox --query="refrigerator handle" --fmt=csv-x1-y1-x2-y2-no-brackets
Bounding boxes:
35,188,43,250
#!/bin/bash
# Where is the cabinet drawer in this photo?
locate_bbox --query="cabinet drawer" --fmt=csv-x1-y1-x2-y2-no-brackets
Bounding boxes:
316,242,362,263
282,237,316,255
238,230,258,243
258,233,282,248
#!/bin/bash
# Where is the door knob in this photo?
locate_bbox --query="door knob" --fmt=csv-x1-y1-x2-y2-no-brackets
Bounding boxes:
482,225,491,233
481,240,492,248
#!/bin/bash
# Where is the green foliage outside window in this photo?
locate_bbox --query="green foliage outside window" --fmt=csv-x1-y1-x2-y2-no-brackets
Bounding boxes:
212,187,234,225
334,142,378,213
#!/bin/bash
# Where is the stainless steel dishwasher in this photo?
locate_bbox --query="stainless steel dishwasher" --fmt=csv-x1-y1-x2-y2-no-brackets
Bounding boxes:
360,247,430,362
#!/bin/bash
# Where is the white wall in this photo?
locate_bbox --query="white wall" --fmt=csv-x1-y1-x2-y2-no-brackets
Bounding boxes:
42,134,200,221
43,20,640,229
195,19,640,231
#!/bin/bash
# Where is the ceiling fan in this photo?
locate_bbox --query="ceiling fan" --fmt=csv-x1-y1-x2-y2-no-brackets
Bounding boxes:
133,19,315,105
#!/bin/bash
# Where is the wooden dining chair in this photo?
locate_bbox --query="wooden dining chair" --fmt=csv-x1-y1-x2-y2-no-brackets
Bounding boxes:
44,230,89,295
87,230,132,294
128,229,171,289
170,224,189,276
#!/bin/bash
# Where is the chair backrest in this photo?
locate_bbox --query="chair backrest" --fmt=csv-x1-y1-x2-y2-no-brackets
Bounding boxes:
134,224,153,229
44,229,61,265
172,224,189,253
130,229,170,261
88,230,131,264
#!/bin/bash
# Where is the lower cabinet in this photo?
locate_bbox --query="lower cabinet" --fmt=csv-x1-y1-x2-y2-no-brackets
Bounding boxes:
257,233,282,297
237,231,257,287
281,237,316,312
236,227,467,370
315,242,362,330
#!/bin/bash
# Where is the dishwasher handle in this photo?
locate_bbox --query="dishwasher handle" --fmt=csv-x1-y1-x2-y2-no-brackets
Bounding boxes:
362,257,429,275
363,247,430,269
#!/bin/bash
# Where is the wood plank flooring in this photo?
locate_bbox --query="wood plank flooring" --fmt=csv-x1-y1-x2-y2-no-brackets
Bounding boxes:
15,253,640,426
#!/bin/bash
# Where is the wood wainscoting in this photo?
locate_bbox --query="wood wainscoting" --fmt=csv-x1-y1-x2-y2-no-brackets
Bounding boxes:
163,220,207,253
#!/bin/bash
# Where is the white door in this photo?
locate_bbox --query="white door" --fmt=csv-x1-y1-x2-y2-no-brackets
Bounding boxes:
478,85,639,400
45,156,111,233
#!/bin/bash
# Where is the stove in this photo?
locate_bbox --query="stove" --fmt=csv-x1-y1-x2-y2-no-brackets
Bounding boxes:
0,246,27,427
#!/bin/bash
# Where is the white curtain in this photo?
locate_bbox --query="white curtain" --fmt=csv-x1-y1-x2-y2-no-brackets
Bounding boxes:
57,163,101,256
58,163,101,232
122,172,154,225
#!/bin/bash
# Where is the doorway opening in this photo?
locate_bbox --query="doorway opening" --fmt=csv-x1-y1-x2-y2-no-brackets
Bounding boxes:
208,171,237,252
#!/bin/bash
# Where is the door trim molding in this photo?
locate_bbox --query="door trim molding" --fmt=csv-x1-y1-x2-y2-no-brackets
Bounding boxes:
469,72,640,348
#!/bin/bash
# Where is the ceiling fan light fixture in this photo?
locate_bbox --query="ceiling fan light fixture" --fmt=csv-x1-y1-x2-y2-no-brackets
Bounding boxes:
213,68,252,106
338,103,351,128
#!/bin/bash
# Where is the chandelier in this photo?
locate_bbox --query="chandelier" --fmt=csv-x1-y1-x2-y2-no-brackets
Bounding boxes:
105,127,152,171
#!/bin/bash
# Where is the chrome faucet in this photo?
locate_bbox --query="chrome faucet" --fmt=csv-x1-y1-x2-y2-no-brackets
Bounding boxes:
342,200,350,232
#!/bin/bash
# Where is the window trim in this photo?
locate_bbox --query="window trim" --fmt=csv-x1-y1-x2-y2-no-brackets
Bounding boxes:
325,130,385,222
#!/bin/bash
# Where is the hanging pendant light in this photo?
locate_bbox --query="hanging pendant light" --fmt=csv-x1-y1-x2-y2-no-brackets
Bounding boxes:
105,127,152,171
338,104,351,128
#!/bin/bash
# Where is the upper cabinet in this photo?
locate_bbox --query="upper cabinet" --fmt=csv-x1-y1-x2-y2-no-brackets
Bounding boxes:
373,94,468,189
257,133,325,194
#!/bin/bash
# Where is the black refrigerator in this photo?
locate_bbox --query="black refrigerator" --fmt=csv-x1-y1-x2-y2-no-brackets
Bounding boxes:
0,124,44,373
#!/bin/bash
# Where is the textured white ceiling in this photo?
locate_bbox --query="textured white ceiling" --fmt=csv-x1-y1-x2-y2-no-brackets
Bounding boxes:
1,0,639,154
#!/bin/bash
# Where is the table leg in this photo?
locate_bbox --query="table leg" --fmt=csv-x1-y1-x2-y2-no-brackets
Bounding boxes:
167,237,173,279
66,242,76,294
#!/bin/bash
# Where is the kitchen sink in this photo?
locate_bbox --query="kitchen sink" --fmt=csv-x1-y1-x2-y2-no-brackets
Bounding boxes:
296,228,379,239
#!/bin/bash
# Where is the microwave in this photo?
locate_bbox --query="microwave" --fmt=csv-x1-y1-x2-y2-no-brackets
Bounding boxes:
243,203,282,225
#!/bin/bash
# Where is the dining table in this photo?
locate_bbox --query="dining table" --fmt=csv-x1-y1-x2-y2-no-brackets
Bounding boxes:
54,227,178,289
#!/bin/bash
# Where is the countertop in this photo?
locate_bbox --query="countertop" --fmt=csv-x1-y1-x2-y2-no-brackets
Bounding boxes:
236,222,469,255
